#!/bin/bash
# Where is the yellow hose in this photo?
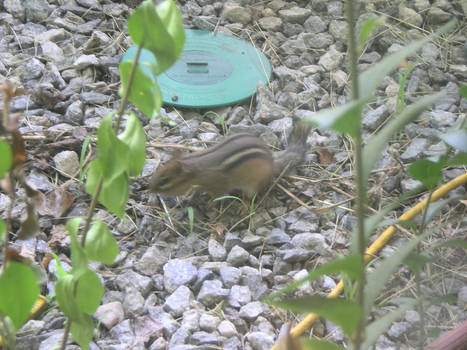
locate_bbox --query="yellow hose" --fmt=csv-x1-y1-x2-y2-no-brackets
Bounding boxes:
272,172,467,349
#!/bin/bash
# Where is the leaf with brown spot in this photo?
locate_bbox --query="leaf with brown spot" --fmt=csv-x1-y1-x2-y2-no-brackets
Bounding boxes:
316,147,335,166
37,189,76,218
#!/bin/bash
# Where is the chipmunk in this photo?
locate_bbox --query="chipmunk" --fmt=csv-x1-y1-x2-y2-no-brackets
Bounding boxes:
150,124,311,197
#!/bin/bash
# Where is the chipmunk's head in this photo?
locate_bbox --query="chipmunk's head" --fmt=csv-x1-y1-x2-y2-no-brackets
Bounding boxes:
150,151,195,195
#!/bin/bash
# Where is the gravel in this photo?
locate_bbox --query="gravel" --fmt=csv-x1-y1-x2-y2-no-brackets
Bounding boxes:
3,0,466,349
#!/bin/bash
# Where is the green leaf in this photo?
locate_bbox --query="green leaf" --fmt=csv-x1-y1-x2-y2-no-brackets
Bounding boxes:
266,255,362,300
404,252,436,274
85,160,129,218
432,239,467,249
359,20,456,96
96,114,130,179
51,252,68,279
66,218,89,277
0,140,12,178
439,129,467,153
118,112,147,175
70,314,94,350
459,84,467,98
75,269,104,314
359,16,385,51
362,90,445,184
268,296,361,337
79,136,91,184
350,185,424,254
361,299,416,350
302,338,344,350
363,232,429,320
447,152,467,166
0,262,39,330
55,274,81,321
408,158,445,189
0,217,5,241
119,61,161,118
303,99,366,137
127,0,185,74
85,220,119,264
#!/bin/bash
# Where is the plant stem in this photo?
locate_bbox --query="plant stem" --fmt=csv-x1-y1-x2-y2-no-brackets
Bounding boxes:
345,0,367,348
60,318,72,350
416,190,433,349
115,43,143,130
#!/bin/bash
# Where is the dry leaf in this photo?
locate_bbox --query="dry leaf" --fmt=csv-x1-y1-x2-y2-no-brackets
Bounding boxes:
17,201,39,240
37,188,76,218
12,131,26,168
315,147,335,166
398,60,410,69
48,225,70,249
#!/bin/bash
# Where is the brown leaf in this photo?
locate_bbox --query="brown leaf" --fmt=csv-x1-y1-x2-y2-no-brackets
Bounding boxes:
213,222,227,239
17,201,39,240
41,252,53,270
48,225,70,249
37,188,76,218
315,147,335,166
12,131,26,168
398,60,410,69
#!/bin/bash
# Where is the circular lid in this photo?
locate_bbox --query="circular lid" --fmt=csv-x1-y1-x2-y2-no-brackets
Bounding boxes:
122,29,271,108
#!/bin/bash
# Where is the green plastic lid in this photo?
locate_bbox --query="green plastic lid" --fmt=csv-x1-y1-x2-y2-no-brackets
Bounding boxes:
122,29,272,108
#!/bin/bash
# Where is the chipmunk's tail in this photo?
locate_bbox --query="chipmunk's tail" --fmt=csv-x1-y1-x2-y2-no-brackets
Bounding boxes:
273,123,311,176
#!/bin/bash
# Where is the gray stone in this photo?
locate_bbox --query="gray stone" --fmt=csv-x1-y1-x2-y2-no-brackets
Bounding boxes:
226,245,250,266
149,337,167,350
218,320,237,337
304,15,327,33
181,309,201,332
21,58,44,80
398,5,423,27
109,319,135,344
404,310,421,324
278,6,311,24
265,228,290,245
208,238,227,261
24,0,49,22
27,170,53,192
135,246,169,276
163,259,198,293
258,16,282,31
400,138,428,161
164,285,194,318
239,301,265,321
64,100,84,125
123,290,145,317
401,178,423,192
458,286,467,307
302,32,333,49
223,4,251,25
387,321,411,339
363,105,389,130
246,331,275,350
168,326,191,347
115,270,153,296
318,45,344,71
219,265,242,287
197,280,230,307
428,110,457,128
228,285,252,308
276,247,313,262
53,150,79,177
134,315,164,343
199,313,221,332
94,302,124,329
4,0,25,21
74,54,99,69
38,330,66,350
147,306,179,338
80,91,110,105
41,41,64,63
190,331,219,345
290,232,328,252
427,6,451,24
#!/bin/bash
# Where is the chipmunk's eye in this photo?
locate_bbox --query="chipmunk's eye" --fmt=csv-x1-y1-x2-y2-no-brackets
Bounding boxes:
157,177,171,188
